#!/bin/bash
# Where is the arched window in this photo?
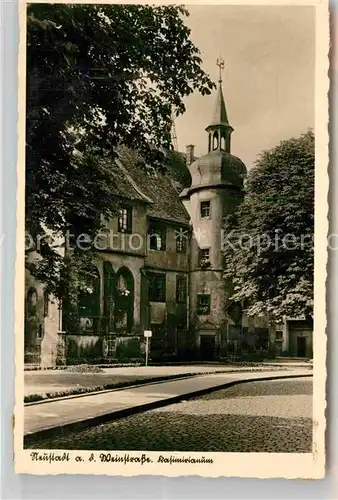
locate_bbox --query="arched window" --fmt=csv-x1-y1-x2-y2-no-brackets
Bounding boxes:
208,133,212,152
27,288,37,316
78,266,101,333
220,134,226,151
114,267,134,333
212,131,219,150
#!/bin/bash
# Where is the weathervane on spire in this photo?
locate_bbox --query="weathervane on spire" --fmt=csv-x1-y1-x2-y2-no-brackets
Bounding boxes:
216,55,225,84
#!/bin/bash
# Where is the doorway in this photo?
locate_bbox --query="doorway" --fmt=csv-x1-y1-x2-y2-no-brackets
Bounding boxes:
296,336,306,357
200,335,216,361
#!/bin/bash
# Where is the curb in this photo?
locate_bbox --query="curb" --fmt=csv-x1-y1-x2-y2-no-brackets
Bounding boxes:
24,367,301,406
23,372,312,445
24,361,312,371
24,373,217,406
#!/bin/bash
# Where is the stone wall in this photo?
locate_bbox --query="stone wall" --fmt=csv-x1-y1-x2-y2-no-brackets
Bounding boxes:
64,333,143,364
189,269,229,329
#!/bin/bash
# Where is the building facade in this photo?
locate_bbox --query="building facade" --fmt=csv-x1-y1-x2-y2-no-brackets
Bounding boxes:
24,77,313,367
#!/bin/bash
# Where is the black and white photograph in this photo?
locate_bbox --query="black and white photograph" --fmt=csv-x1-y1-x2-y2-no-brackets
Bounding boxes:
15,0,328,478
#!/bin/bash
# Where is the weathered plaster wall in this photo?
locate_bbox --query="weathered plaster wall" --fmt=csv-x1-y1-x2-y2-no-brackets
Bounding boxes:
25,268,60,366
100,202,147,255
40,295,60,367
145,222,190,272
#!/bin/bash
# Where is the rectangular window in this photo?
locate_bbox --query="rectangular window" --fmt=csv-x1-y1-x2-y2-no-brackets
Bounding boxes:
197,294,211,315
276,330,283,341
148,273,166,302
37,324,43,339
176,275,187,303
118,206,132,233
200,200,211,219
148,221,166,251
176,228,187,253
101,214,109,229
199,248,210,267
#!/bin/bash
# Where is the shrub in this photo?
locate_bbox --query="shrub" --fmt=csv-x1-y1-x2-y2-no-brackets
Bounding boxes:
65,364,104,373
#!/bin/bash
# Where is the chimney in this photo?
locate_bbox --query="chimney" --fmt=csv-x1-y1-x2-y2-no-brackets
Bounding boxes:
186,144,195,166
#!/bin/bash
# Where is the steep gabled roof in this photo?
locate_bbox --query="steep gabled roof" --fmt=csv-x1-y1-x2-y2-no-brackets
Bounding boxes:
114,146,191,225
106,157,151,203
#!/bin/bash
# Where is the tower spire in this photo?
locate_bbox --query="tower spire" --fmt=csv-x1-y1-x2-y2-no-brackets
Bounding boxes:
211,56,229,126
216,55,225,84
206,57,233,153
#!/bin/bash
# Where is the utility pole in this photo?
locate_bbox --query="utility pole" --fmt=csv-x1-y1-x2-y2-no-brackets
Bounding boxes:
144,330,152,367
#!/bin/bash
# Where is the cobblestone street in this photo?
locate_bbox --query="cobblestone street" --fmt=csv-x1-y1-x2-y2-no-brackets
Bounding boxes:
28,377,312,453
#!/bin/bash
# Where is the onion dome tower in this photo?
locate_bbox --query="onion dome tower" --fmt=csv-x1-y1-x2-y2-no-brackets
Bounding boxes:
180,57,247,360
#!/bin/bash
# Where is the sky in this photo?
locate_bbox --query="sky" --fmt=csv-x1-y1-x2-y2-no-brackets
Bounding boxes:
175,5,315,169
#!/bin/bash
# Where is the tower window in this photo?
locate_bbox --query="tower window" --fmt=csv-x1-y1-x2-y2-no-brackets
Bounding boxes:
148,273,166,302
118,206,132,233
197,294,211,315
200,201,211,219
148,221,166,251
221,135,226,151
176,275,187,303
213,131,219,150
199,248,210,267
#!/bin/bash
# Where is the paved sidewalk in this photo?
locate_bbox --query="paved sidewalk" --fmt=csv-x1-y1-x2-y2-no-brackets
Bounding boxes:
24,369,312,438
24,363,303,397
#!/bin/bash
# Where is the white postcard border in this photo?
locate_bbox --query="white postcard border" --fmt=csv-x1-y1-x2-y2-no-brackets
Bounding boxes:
14,0,329,478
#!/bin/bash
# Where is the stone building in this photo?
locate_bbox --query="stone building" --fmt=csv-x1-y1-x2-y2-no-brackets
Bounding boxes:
24,74,313,367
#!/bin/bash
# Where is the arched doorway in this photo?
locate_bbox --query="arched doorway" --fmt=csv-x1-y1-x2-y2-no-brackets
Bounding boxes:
114,267,134,333
78,266,101,333
25,287,40,364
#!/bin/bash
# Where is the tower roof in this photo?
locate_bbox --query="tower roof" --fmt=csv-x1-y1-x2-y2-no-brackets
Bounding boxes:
209,83,229,127
182,149,247,195
207,56,231,130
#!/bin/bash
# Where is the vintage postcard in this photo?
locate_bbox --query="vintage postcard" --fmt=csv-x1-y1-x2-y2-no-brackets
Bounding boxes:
15,0,328,478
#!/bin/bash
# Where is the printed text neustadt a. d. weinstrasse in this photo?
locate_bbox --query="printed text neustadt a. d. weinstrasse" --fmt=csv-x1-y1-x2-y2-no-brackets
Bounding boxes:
30,452,214,465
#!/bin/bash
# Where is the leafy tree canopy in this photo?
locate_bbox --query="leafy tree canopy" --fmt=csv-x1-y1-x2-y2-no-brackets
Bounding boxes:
223,130,314,321
26,3,214,297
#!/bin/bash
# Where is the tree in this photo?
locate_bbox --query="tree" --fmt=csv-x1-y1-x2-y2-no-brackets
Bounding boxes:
26,4,215,297
223,130,314,321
